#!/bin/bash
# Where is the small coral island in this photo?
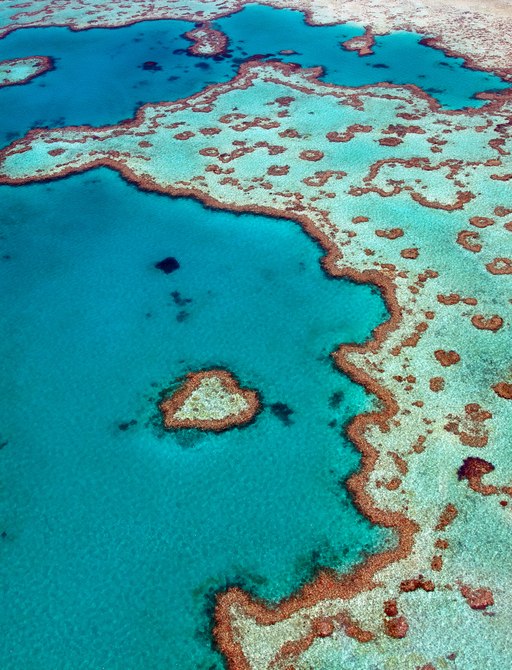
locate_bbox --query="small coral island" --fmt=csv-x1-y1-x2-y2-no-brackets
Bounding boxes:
160,369,260,432
0,56,52,87
184,23,228,57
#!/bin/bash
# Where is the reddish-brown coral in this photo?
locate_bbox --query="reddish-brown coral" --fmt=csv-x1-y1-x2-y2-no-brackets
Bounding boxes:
471,314,504,331
434,350,461,367
493,382,512,400
160,369,260,432
384,615,409,639
459,584,495,610
435,503,458,531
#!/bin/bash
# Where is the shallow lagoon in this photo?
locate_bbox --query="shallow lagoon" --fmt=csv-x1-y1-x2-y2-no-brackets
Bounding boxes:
0,4,508,667
0,4,508,146
0,171,390,668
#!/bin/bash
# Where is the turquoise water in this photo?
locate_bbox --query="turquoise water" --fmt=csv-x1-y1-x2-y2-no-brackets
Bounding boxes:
0,5,508,146
0,171,390,668
0,5,507,668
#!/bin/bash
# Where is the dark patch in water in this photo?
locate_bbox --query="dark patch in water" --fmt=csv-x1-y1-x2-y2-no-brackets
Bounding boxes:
171,290,192,306
176,310,190,322
195,62,211,70
173,430,203,449
245,52,273,61
270,402,294,426
141,60,162,71
118,419,137,431
329,390,345,409
155,256,180,274
372,63,389,69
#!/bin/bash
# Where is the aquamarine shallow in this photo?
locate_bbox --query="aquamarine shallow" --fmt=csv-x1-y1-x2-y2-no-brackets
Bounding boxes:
0,170,390,668
0,6,508,668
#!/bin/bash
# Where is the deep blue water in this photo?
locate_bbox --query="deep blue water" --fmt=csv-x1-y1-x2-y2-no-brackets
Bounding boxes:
0,4,508,147
0,4,507,668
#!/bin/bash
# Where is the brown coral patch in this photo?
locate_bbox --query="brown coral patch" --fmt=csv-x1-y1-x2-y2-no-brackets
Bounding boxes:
493,382,512,399
435,503,458,531
444,403,491,447
486,257,512,274
303,170,346,187
401,248,419,259
184,23,228,58
469,216,494,228
326,124,372,143
400,576,435,593
299,149,324,162
384,615,409,639
160,369,260,432
383,599,398,617
378,137,403,146
434,350,460,367
0,55,54,88
174,131,195,140
459,584,494,610
431,556,443,572
471,314,503,331
200,127,221,136
267,165,289,176
437,293,460,305
375,228,404,239
456,230,481,253
340,28,375,57
494,206,512,217
457,457,495,492
429,377,445,392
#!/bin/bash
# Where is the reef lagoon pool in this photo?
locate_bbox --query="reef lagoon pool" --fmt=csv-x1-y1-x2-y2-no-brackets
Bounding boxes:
0,4,509,668
0,170,390,668
0,4,509,147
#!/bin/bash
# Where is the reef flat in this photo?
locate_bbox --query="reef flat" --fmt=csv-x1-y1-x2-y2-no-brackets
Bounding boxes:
0,1,511,669
160,369,260,431
184,22,228,57
1,52,510,668
0,55,52,87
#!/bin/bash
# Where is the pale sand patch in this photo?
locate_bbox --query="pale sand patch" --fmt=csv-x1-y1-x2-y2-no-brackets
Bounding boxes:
173,376,249,422
421,0,512,18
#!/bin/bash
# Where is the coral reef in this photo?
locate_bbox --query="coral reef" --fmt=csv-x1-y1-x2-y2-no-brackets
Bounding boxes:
0,5,510,667
160,369,260,431
0,55,52,87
